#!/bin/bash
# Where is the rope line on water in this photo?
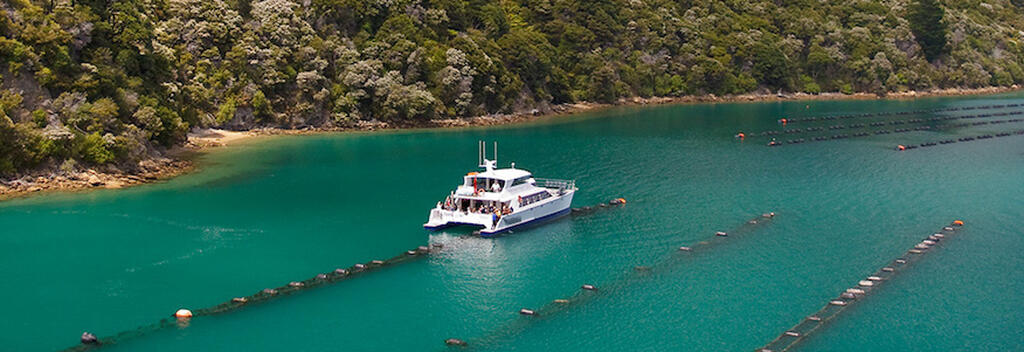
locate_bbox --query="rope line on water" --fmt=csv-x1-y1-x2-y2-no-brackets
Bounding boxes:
764,119,1024,147
894,129,1024,151
775,103,1018,124
66,199,627,351
754,221,965,352
444,211,778,349
753,110,1023,138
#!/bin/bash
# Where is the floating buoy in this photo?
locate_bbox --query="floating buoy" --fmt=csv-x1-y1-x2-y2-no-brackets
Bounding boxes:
922,240,936,245
445,338,467,346
316,273,328,280
174,309,193,319
715,231,728,237
909,249,923,254
554,299,570,304
406,250,417,255
896,259,907,264
933,234,945,238
867,276,882,281
807,315,822,321
288,281,304,287
81,332,99,345
418,246,429,252
785,331,801,337
371,260,385,265
354,263,366,270
943,226,954,231
841,292,857,299
897,145,906,151
829,300,847,306
678,246,692,251
858,280,874,287
882,267,894,272
519,308,536,316
231,297,248,303
581,284,597,291
263,288,278,295
334,268,348,275
953,220,964,226
736,132,746,140
846,288,865,295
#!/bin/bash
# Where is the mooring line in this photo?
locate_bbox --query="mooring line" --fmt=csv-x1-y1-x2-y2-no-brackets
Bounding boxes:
67,199,627,351
764,119,1024,147
894,129,1024,151
777,103,1017,124
443,211,778,349
753,110,1023,138
754,221,964,352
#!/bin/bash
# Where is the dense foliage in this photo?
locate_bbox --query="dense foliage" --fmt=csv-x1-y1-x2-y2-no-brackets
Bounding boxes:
1,0,1023,174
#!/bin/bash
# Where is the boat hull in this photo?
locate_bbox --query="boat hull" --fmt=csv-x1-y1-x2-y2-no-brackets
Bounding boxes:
424,190,575,236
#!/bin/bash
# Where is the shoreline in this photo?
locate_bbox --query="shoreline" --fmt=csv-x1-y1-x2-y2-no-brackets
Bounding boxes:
0,85,1019,202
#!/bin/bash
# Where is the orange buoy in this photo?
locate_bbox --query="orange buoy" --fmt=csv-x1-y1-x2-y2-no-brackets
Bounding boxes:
953,220,964,226
736,132,746,140
897,145,906,151
780,118,788,125
617,197,626,204
174,309,193,319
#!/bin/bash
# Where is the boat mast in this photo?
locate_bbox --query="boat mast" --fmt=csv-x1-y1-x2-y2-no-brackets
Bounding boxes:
478,140,497,171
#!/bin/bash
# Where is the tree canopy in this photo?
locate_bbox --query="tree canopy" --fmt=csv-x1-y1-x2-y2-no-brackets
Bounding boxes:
1,0,1023,175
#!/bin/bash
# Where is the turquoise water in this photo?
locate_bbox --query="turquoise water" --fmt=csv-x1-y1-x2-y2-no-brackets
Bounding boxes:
2,93,1023,351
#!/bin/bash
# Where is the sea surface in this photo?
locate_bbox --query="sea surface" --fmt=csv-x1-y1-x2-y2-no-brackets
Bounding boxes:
1,92,1023,352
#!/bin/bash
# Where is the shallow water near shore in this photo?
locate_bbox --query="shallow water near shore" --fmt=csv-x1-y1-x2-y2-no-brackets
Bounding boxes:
2,92,1023,351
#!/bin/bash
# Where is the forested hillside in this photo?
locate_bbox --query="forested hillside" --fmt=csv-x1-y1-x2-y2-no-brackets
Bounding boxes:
2,0,1023,174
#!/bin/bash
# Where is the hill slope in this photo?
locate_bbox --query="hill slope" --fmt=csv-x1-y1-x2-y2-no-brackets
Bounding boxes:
2,0,1023,175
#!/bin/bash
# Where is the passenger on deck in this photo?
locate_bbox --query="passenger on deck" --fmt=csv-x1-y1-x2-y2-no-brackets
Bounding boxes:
491,182,502,192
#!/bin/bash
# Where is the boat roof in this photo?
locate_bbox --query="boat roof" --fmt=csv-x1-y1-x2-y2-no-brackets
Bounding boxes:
469,168,531,180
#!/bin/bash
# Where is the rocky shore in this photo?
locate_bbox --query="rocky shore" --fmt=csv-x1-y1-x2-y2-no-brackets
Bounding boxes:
0,157,193,201
1,85,1018,202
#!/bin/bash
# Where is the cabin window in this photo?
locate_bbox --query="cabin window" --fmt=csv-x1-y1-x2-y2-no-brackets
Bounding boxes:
511,176,531,187
465,177,505,191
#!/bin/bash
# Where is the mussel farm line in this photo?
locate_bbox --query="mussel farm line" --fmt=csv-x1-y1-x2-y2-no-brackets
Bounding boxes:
763,118,1024,147
755,221,965,352
753,110,1023,138
444,211,778,349
776,103,1019,124
894,129,1024,151
65,199,628,351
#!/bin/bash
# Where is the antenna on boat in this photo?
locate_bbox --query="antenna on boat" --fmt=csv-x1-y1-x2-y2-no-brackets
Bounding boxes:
478,140,496,171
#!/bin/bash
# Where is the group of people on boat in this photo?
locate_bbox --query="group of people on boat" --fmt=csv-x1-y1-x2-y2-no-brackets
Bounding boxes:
440,195,512,216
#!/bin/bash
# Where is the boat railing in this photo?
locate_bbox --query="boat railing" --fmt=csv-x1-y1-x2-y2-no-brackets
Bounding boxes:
534,178,576,191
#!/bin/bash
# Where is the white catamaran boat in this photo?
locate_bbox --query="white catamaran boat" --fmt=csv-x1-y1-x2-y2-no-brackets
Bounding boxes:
424,142,577,236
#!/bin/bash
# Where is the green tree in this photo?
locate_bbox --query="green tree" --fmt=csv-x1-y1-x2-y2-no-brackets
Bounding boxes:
907,0,948,62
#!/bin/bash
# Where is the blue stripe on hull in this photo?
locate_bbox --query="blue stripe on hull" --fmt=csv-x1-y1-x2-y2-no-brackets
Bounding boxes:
478,207,571,237
423,222,484,231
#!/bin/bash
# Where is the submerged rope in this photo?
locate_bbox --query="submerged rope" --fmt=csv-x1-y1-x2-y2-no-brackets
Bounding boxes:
64,199,627,351
894,129,1024,151
755,221,964,352
446,211,778,349
754,110,1022,138
776,103,1018,124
